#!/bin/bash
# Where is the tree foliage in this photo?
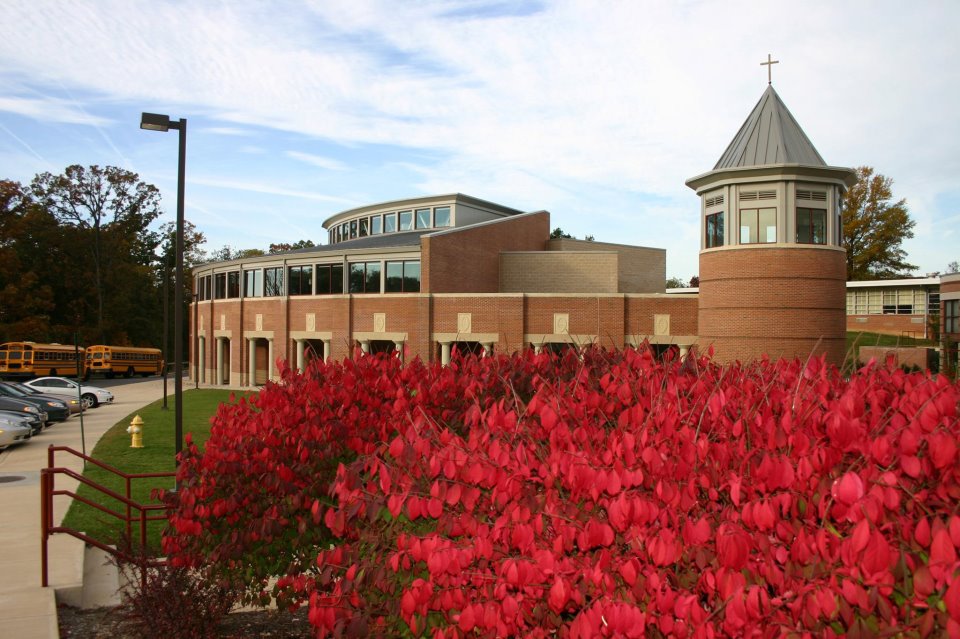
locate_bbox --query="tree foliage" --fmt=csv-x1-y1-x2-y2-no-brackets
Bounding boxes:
206,245,266,262
665,277,686,289
550,227,573,239
0,166,206,348
842,166,916,280
269,239,316,254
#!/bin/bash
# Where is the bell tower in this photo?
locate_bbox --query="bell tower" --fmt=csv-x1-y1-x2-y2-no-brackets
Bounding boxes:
686,73,857,366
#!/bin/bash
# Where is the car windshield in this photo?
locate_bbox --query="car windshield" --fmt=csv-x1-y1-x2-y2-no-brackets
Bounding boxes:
0,384,28,397
10,383,37,394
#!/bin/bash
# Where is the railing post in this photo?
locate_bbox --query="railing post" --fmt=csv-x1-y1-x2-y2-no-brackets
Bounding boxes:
40,468,49,588
126,477,133,542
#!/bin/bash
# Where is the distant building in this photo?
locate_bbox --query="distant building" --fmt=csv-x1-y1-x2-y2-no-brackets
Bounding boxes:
845,278,940,339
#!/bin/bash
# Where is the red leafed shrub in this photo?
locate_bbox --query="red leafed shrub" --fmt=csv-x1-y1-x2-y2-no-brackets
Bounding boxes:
165,347,960,637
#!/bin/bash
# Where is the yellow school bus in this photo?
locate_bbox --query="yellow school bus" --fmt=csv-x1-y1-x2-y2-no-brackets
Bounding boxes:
0,342,84,378
84,345,164,379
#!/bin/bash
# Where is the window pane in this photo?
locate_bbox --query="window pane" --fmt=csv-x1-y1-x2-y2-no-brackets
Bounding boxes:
349,220,358,239
349,263,366,293
214,273,226,299
317,265,331,294
404,261,421,292
228,271,240,297
706,212,724,248
740,209,757,244
434,206,451,227
796,208,811,243
371,215,382,235
399,210,413,231
811,209,826,244
385,262,403,293
759,208,776,243
415,208,431,229
365,262,381,293
384,213,397,233
331,264,343,293
244,270,262,297
290,265,312,295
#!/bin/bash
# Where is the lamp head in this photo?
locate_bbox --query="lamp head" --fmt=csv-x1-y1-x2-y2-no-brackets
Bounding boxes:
140,112,171,132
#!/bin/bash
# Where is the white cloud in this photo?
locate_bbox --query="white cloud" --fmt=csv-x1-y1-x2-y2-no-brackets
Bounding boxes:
189,175,355,204
286,151,347,171
0,96,111,127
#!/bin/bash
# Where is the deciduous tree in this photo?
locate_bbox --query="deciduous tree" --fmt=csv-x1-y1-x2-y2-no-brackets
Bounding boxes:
30,165,163,340
269,239,316,253
842,166,916,280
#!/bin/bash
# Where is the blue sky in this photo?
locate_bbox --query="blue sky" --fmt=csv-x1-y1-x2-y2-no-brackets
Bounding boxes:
2,0,958,281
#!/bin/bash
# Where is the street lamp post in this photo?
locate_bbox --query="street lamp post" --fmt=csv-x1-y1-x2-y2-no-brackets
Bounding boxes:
141,112,186,464
161,259,168,410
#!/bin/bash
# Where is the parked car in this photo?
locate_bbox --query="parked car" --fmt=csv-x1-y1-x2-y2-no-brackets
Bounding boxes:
0,382,70,422
23,377,114,409
0,404,45,435
5,381,83,415
0,413,33,449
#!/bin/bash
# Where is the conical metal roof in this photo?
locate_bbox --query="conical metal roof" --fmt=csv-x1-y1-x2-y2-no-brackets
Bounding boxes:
713,85,826,170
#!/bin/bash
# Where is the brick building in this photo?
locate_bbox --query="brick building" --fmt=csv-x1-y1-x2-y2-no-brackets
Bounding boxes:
190,84,865,383
845,278,940,339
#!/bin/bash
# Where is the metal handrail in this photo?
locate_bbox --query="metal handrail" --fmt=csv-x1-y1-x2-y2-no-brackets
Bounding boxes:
41,445,176,587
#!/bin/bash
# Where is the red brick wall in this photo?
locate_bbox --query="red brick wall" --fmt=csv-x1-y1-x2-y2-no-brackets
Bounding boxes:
858,346,932,370
521,296,626,349
351,296,432,362
699,246,846,366
624,296,699,337
422,212,549,293
432,295,525,354
287,297,353,361
846,314,929,338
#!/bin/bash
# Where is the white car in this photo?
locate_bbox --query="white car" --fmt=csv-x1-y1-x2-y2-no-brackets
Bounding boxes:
23,377,114,409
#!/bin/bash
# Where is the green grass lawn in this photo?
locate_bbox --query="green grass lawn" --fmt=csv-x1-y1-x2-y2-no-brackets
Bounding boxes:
846,331,936,366
60,388,242,549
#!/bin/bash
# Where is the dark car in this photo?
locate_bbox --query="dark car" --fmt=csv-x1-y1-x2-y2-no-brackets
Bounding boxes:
0,382,69,422
6,381,82,415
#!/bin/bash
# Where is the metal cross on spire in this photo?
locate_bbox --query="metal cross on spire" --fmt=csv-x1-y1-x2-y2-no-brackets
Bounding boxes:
761,54,779,85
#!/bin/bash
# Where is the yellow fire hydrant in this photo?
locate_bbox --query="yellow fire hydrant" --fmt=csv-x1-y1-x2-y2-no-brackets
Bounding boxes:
127,415,144,448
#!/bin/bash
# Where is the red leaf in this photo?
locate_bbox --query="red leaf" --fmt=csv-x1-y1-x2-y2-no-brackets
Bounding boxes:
901,455,922,478
931,433,959,470
541,405,558,430
620,559,638,586
458,604,476,632
931,529,957,566
401,590,416,617
946,577,960,622
916,517,931,548
729,474,742,507
831,472,864,506
548,578,567,613
445,482,462,506
851,518,870,554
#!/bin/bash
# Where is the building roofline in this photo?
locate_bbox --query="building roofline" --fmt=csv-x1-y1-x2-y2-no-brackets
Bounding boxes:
421,209,549,239
322,193,527,229
685,163,857,192
846,277,940,288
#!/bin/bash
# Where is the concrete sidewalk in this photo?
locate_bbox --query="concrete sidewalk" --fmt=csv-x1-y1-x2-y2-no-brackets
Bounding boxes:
0,379,166,639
